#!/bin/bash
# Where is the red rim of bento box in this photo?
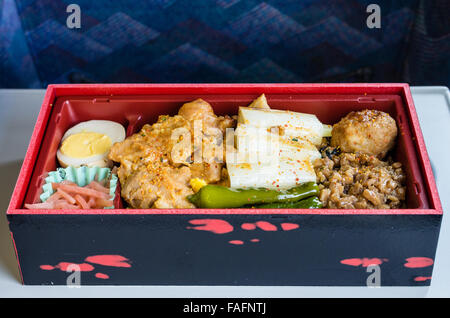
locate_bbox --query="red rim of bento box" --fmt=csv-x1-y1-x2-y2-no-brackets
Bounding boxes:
6,83,443,215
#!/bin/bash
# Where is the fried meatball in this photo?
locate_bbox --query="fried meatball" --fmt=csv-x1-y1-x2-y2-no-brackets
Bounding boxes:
331,109,397,158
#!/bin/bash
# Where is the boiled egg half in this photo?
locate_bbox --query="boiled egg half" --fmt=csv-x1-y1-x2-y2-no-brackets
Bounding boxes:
57,120,126,168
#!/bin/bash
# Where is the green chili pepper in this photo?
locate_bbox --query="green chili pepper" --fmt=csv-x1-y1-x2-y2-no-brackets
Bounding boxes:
187,182,319,208
255,196,322,209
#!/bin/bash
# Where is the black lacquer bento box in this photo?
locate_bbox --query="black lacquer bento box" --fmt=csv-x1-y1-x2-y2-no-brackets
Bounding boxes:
6,84,442,285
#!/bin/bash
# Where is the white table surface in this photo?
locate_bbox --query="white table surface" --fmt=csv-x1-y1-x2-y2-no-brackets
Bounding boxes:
0,87,449,298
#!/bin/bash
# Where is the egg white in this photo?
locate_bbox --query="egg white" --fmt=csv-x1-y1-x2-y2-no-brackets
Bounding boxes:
57,120,126,168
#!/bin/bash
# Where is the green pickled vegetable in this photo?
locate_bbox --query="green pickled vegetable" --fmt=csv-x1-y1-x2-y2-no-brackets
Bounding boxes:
187,182,319,208
255,196,322,209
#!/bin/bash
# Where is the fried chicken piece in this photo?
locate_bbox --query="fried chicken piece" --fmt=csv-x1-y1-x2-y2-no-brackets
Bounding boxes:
178,98,234,183
331,109,398,158
109,99,235,209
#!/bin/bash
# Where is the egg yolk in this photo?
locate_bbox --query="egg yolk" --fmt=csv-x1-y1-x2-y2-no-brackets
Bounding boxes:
60,132,112,158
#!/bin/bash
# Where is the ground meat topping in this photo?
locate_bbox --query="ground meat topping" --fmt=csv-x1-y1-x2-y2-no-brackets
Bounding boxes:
314,146,406,209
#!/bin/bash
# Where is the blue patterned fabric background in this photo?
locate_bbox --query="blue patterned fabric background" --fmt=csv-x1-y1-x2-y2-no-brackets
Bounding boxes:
0,0,448,88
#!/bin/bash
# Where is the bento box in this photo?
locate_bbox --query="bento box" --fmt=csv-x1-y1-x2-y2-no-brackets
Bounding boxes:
6,84,442,286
